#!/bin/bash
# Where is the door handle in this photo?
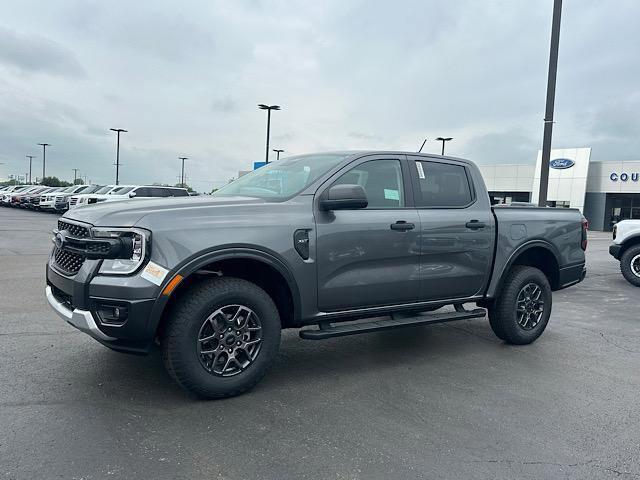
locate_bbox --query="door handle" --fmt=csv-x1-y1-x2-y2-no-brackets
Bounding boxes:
465,220,486,230
391,221,415,231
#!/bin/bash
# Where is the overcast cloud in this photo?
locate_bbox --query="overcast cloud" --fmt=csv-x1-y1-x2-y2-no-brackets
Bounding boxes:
0,0,638,189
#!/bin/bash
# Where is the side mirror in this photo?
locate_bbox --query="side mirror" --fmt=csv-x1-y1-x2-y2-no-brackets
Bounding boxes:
320,184,368,211
129,191,137,198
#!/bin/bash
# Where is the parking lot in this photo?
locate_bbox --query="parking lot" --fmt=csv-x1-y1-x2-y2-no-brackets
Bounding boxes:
1,207,639,479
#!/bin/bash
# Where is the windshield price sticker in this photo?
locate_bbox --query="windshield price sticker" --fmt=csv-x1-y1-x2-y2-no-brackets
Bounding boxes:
141,261,169,286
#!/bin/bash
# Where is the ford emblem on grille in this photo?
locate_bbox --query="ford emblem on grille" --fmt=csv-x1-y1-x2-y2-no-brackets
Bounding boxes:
549,158,575,169
53,231,66,249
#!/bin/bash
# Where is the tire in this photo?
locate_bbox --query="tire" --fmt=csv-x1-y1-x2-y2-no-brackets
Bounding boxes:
620,245,640,287
488,265,552,345
162,276,281,399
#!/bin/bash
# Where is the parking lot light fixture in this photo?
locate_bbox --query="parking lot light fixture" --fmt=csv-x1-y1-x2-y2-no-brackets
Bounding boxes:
110,128,128,185
258,104,281,163
37,143,51,181
436,137,453,155
26,155,35,184
179,157,188,186
273,149,284,160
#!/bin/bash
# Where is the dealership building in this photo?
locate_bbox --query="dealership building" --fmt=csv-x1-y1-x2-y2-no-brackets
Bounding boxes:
479,148,640,231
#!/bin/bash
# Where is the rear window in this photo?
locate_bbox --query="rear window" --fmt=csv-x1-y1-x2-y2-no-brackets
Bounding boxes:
413,161,473,207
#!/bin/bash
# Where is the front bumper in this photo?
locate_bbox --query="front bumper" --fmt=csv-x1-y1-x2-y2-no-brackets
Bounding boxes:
46,257,162,354
46,286,116,341
609,244,622,259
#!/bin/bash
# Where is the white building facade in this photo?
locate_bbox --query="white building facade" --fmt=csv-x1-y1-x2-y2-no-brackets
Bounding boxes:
478,147,640,231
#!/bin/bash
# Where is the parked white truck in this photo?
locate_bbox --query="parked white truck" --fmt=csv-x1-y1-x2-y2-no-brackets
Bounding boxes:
610,220,640,286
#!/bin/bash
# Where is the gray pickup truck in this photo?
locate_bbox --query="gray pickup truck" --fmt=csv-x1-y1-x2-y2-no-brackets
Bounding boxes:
46,151,587,398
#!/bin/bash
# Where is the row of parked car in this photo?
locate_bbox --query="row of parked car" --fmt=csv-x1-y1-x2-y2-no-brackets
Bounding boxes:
0,184,190,212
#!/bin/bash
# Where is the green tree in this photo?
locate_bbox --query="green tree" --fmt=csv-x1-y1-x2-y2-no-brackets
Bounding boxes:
41,176,72,187
174,183,194,193
73,178,84,185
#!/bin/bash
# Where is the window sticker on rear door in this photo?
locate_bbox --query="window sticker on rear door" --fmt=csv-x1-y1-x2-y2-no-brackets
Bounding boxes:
384,189,400,200
416,161,426,179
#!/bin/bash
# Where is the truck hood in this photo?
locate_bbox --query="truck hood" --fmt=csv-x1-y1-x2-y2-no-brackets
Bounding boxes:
63,195,267,227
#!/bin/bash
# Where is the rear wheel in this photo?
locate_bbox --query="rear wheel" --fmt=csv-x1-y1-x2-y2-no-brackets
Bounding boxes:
162,277,281,398
620,245,640,287
488,266,552,345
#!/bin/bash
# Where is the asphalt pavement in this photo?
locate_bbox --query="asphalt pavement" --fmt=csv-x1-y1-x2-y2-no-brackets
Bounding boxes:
1,207,639,480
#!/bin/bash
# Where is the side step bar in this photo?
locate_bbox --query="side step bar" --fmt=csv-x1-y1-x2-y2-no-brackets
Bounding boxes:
299,306,486,340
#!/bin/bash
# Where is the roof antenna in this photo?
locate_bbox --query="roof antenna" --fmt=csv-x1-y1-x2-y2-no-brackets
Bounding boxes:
417,138,427,153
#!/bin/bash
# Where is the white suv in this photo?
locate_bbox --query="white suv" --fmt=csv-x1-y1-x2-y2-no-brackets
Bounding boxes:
610,219,640,286
68,185,119,209
100,185,189,203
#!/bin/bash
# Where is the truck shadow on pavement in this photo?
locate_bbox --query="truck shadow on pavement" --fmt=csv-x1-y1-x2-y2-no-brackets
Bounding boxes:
76,319,499,402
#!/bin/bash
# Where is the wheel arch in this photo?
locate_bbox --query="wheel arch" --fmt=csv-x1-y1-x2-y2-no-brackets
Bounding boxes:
493,241,561,296
149,247,302,339
620,234,640,256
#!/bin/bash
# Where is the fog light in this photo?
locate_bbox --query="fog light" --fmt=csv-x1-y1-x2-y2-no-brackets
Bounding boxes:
97,304,128,326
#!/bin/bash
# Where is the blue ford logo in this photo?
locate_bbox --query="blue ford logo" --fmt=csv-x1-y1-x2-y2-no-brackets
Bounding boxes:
550,158,574,169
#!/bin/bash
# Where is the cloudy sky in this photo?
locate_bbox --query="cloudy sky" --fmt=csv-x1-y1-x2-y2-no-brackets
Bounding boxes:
0,0,638,190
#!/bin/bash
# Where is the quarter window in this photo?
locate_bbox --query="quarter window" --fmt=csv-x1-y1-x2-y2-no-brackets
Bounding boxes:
332,159,404,209
414,161,473,207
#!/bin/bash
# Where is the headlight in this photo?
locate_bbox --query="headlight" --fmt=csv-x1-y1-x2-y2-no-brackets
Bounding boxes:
92,227,150,275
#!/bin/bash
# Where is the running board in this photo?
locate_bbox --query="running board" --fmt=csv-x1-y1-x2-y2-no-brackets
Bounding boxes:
299,307,486,340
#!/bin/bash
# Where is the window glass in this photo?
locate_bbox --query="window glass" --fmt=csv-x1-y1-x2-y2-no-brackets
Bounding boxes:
110,186,134,195
414,161,472,207
134,188,152,197
333,159,404,208
215,154,349,200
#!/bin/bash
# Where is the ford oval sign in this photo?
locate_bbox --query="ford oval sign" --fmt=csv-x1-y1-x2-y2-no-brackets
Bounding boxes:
549,158,575,169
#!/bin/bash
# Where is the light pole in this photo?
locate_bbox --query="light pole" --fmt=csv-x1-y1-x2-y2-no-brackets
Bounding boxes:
110,128,127,185
258,104,281,163
417,138,428,153
272,149,284,161
436,137,452,155
538,0,562,207
37,143,50,181
179,157,188,186
26,155,35,184
72,168,79,184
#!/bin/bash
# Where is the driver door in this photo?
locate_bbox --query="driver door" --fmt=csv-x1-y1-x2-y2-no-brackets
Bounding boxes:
315,156,421,311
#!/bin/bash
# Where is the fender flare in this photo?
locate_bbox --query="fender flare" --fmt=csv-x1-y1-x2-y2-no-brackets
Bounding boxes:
146,246,302,337
490,240,561,297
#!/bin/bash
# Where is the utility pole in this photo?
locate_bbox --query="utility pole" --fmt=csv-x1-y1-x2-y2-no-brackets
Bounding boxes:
179,157,188,186
436,137,452,155
110,128,127,185
72,168,79,184
272,149,284,161
37,143,50,181
258,104,281,163
26,155,35,184
538,0,563,207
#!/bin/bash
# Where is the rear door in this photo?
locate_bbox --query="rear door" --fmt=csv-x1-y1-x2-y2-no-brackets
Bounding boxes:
315,155,421,311
407,156,494,301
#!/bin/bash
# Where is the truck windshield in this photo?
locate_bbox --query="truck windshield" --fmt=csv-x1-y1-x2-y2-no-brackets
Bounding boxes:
215,154,349,200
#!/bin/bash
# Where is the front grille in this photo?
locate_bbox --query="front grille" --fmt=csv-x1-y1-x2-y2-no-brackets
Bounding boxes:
58,220,90,238
53,247,85,276
70,197,78,206
55,196,64,203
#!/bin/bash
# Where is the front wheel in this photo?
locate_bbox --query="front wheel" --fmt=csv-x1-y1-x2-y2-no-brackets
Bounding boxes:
620,245,640,287
162,277,281,398
488,266,552,345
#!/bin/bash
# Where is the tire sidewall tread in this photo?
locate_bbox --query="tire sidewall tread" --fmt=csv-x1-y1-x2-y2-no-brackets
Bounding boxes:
162,276,281,399
488,265,552,345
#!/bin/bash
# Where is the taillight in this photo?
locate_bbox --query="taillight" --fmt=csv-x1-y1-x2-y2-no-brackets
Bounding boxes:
581,218,588,251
